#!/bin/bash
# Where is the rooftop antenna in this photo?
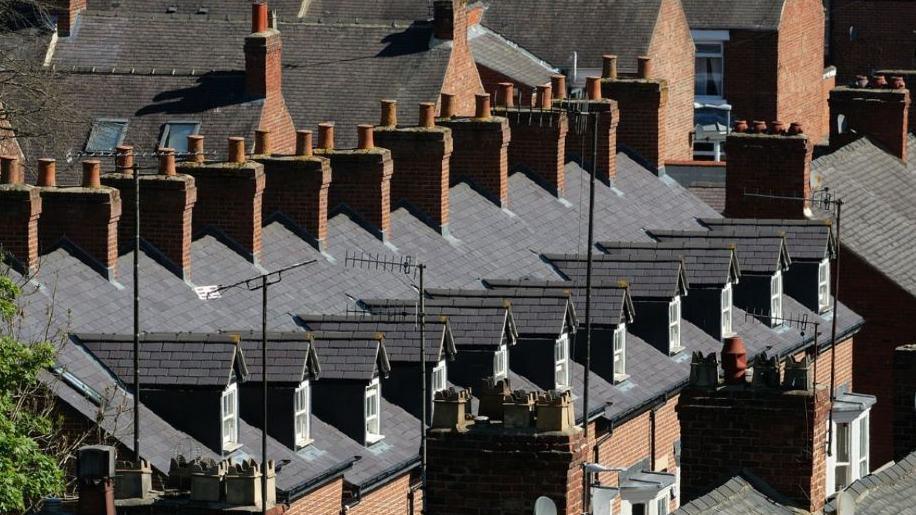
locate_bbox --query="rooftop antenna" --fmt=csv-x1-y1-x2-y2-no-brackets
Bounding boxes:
344,250,429,514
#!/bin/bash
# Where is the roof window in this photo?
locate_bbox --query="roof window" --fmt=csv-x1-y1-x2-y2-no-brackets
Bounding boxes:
85,119,128,153
159,121,200,153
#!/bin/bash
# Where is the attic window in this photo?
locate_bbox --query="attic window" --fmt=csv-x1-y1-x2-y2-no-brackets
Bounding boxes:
770,271,783,327
432,360,447,395
221,383,239,451
668,296,682,354
85,119,128,153
721,283,733,337
159,121,200,153
613,324,627,381
364,378,383,444
554,332,570,389
294,380,311,448
818,259,831,312
493,344,508,381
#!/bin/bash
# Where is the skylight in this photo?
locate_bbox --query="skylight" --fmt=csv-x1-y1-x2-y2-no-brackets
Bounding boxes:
159,121,200,153
85,119,128,153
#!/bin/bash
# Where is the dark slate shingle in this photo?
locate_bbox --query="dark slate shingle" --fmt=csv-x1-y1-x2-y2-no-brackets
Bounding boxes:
681,0,785,31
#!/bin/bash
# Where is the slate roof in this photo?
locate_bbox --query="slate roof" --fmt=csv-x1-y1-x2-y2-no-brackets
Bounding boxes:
812,135,916,298
700,218,836,262
598,241,740,288
824,451,916,515
481,279,636,327
649,229,791,275
468,24,559,87
673,473,796,514
86,0,308,18
425,287,578,337
75,333,246,388
681,0,785,31
232,332,319,384
296,315,456,363
543,254,688,300
481,0,663,71
309,332,390,381
302,0,432,22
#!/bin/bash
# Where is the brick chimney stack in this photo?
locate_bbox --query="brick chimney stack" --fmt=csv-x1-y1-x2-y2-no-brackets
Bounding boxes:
0,156,42,273
432,0,483,116
177,137,265,263
245,2,296,153
555,77,620,184
725,120,812,219
829,77,910,161
375,101,454,234
438,93,512,207
601,57,668,172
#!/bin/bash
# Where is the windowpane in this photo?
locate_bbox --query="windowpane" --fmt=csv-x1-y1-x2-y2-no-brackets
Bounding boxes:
859,414,869,476
837,423,850,462
85,120,128,153
365,380,381,439
695,55,724,97
771,273,783,326
294,381,310,445
657,497,668,515
722,284,733,336
819,260,831,311
669,297,681,351
493,346,508,380
613,325,626,376
161,122,200,153
222,385,238,447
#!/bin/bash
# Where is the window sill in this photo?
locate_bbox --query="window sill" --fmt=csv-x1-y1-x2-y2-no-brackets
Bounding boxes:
295,438,314,450
222,442,243,455
365,434,385,446
669,345,686,356
613,373,630,385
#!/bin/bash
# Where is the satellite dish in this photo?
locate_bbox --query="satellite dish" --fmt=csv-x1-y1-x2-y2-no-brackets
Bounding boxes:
534,496,558,515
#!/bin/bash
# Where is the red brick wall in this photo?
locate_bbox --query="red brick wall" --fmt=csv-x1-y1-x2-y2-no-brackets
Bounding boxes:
893,345,916,461
829,87,910,161
256,156,331,244
437,116,511,207
286,477,343,515
500,109,569,196
790,336,854,393
440,0,485,116
245,30,296,153
601,79,668,171
836,246,916,466
829,0,916,83
0,184,41,271
318,149,393,238
38,186,122,274
724,131,811,218
776,0,829,145
648,0,695,162
723,31,779,125
477,65,536,106
349,473,413,515
558,99,619,184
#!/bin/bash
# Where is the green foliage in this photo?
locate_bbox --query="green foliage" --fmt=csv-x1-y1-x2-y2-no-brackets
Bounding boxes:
0,275,63,513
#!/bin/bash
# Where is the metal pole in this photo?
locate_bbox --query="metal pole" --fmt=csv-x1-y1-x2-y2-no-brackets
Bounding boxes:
132,158,141,465
581,110,598,514
261,274,268,515
826,200,843,456
419,264,428,514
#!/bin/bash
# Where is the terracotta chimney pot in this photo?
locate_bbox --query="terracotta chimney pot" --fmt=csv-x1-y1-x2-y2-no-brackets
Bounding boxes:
115,145,134,174
357,124,374,149
251,2,268,33
380,99,398,127
733,120,748,133
586,77,602,100
637,56,652,79
318,123,335,150
254,129,271,155
496,82,514,108
769,121,786,135
37,158,56,187
475,94,492,119
188,135,205,163
871,74,888,88
855,75,869,88
82,160,101,189
752,120,768,134
295,130,313,156
535,84,552,108
419,102,436,128
602,55,618,80
550,74,567,100
159,148,177,176
439,93,456,118
0,155,20,184
722,336,748,385
788,122,805,136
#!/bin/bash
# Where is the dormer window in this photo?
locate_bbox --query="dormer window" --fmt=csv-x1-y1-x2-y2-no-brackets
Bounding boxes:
554,333,570,389
668,296,682,353
159,121,200,153
221,383,239,451
364,377,383,444
770,271,783,326
613,324,627,380
818,259,831,312
294,380,311,448
432,360,447,395
493,344,508,380
721,282,733,337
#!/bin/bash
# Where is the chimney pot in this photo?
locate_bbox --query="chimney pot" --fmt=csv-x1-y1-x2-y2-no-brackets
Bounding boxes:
871,74,888,88
254,129,271,155
769,121,786,135
37,158,56,187
550,74,567,100
380,99,398,127
357,124,374,149
722,335,748,385
475,94,492,119
440,93,456,118
295,130,313,156
187,135,205,163
586,77,602,100
637,56,652,79
158,148,177,176
496,82,514,108
419,102,436,128
81,160,101,189
892,75,907,89
251,2,268,33
602,54,618,80
228,137,246,163
0,155,20,184
535,84,552,108
788,122,805,135
318,122,335,150
855,75,870,88
733,120,748,133
115,145,134,174
752,120,768,134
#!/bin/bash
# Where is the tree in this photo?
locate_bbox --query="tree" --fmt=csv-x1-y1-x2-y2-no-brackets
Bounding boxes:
0,274,64,513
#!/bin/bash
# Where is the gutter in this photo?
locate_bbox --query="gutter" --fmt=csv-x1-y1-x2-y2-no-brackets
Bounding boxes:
357,456,421,497
281,457,357,504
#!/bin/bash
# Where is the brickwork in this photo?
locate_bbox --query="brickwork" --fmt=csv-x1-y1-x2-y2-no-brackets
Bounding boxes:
176,160,265,262
678,385,830,512
498,108,569,196
439,0,485,116
38,185,122,275
427,426,586,515
286,477,343,515
829,86,910,161
830,0,916,83
556,99,619,184
648,0,695,162
52,0,87,37
893,344,916,461
0,184,41,271
245,27,296,154
877,70,916,131
374,125,453,231
723,31,779,127
839,247,916,466
477,66,536,106
101,173,197,278
255,155,331,245
724,131,811,219
790,336,854,392
601,78,668,171
317,148,393,239
438,116,511,207
349,473,413,515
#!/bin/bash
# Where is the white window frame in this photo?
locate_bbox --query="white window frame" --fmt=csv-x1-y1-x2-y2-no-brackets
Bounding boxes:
668,296,682,354
431,359,447,395
620,488,672,515
294,380,311,448
692,140,725,162
554,332,570,389
364,377,383,444
721,282,733,337
85,118,128,153
826,410,871,495
493,344,508,381
694,40,726,102
221,382,239,451
770,271,783,327
159,121,201,153
857,413,869,479
613,324,627,380
818,259,831,313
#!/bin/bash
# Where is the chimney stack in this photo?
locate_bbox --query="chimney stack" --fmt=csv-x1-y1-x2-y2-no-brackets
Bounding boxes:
0,156,41,272
317,125,394,240
245,2,296,153
53,0,87,37
176,137,265,263
725,120,812,219
376,102,454,234
556,88,620,184
829,78,910,161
